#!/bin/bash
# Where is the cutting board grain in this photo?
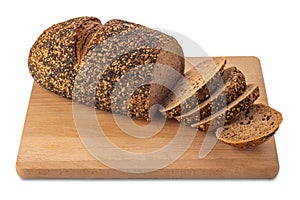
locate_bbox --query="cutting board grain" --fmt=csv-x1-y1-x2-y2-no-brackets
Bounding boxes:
16,56,279,178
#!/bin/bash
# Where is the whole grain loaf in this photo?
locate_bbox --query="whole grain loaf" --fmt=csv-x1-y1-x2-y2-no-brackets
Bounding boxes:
28,17,283,149
29,17,184,121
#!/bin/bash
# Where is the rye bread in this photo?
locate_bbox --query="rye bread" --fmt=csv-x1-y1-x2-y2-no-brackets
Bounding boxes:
28,17,102,98
29,18,185,121
191,84,260,131
216,104,282,148
161,57,227,118
175,67,246,124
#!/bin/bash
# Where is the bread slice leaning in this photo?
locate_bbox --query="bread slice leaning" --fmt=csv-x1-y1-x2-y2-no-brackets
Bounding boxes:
191,84,260,131
161,57,227,118
175,67,246,124
216,104,282,148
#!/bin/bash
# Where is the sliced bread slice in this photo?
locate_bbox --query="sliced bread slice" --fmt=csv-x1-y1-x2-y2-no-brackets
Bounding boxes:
216,104,282,148
191,84,260,131
175,67,246,124
161,57,226,118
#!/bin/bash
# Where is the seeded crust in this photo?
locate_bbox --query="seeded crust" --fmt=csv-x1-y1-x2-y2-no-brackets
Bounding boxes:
217,104,282,148
175,67,246,124
72,19,184,120
161,57,226,118
28,17,184,121
28,17,102,98
86,19,144,52
191,84,260,131
72,21,147,107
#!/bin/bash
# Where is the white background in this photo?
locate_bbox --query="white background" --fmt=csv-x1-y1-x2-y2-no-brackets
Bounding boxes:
1,0,299,199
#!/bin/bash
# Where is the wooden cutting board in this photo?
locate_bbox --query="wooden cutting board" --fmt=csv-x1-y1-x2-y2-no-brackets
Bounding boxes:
16,56,279,178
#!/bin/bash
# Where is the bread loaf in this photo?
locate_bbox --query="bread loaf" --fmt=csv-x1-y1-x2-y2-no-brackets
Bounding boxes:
28,17,184,120
28,17,282,149
216,104,282,148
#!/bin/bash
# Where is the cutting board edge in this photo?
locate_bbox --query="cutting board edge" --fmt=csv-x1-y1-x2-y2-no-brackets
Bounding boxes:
15,160,279,179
